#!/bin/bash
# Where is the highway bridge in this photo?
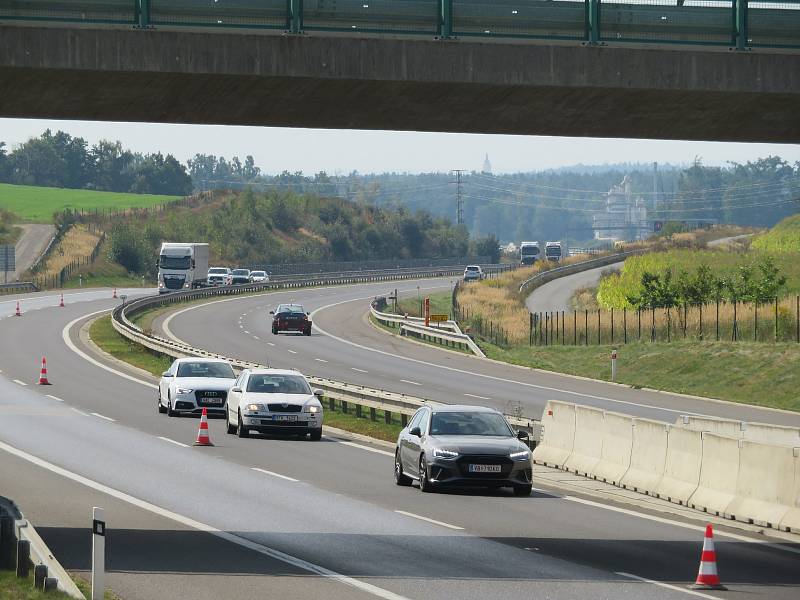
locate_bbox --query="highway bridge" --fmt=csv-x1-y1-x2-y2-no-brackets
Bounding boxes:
1,280,799,599
1,1,800,141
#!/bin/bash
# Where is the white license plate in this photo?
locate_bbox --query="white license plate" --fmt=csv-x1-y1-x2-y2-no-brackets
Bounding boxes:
469,464,502,473
273,415,298,422
202,398,224,404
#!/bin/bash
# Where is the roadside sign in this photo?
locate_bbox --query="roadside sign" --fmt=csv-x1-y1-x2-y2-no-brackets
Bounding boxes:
0,245,14,272
429,314,448,322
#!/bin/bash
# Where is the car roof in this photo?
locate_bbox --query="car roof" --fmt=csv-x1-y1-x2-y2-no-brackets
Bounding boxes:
465,265,481,269
277,303,304,310
430,404,500,414
176,357,231,365
251,270,266,274
245,368,305,377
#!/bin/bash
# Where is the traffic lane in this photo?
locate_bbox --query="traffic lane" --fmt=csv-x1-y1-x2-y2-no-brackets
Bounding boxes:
311,295,800,426
525,262,624,314
0,383,671,600
0,450,374,600
0,287,153,316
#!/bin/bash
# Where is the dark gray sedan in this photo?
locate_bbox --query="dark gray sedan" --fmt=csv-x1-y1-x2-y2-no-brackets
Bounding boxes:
394,405,533,496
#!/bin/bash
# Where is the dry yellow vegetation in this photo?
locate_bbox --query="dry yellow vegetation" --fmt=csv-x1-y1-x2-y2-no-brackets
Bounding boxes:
36,224,102,279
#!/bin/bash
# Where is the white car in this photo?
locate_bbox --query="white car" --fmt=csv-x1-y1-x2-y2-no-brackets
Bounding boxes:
250,270,269,283
158,358,236,417
463,265,484,281
226,368,324,440
207,267,232,286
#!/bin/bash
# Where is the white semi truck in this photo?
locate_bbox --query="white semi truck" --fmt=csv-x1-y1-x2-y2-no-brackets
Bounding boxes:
157,243,210,294
519,241,540,265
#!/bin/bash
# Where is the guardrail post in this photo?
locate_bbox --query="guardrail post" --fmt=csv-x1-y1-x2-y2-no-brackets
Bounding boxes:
289,0,302,34
370,407,377,421
34,563,47,589
15,540,29,578
0,515,14,569
92,507,106,600
385,410,392,425
439,0,453,38
588,0,600,44
341,400,348,414
355,404,362,418
735,0,748,50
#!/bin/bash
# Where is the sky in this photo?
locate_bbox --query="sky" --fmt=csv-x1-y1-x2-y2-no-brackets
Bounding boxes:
2,118,799,175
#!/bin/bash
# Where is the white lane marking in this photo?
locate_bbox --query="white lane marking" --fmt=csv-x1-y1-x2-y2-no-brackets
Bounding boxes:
62,310,159,390
315,358,329,363
564,496,800,555
267,342,275,347
45,394,64,402
351,368,368,373
616,572,719,599
311,300,708,418
13,379,27,386
464,393,490,400
70,407,89,417
287,350,298,354
158,436,190,448
394,510,463,531
0,289,133,306
337,441,394,457
253,336,260,340
251,467,299,482
90,412,116,422
400,379,421,386
244,330,251,335
0,440,412,600
239,325,244,329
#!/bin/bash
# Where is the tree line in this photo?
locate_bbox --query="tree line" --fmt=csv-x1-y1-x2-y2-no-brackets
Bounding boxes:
0,130,193,195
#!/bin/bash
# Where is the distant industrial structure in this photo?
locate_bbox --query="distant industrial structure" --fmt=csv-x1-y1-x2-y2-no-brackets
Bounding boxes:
482,154,492,175
592,175,649,242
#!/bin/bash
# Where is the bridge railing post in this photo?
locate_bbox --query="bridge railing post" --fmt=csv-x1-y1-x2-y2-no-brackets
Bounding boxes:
439,0,453,39
735,0,748,50
289,0,302,34
588,0,600,44
136,0,150,28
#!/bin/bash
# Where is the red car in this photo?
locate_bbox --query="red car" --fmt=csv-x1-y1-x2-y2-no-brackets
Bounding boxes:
271,304,312,336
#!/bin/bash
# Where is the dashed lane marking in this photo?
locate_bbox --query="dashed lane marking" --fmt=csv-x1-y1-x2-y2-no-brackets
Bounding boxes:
288,350,298,354
91,412,116,422
351,368,368,373
267,342,275,347
45,394,64,402
252,336,260,340
244,330,251,335
394,511,463,531
13,379,27,386
158,436,189,448
337,441,394,458
315,358,328,363
400,379,421,386
464,393,490,400
251,467,299,482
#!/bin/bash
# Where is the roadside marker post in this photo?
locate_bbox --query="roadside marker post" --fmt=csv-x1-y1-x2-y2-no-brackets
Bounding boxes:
14,301,21,317
611,349,618,382
91,507,106,600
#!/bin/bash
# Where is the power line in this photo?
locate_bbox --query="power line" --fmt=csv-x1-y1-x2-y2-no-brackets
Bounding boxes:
452,170,466,225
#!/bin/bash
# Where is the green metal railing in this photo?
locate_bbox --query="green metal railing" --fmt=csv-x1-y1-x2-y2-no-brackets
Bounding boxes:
0,0,798,49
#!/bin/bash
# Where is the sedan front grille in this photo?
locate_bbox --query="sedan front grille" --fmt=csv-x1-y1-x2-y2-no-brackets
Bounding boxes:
195,390,227,406
267,403,302,413
455,454,513,478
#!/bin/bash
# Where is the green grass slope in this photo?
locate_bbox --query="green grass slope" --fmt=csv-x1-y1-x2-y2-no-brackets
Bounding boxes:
751,213,800,253
0,183,181,222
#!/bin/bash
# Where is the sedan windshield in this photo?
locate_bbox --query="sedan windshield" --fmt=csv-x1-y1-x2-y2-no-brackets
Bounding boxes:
247,374,312,394
176,362,235,378
429,412,512,437
251,271,266,277
232,270,249,276
208,268,227,274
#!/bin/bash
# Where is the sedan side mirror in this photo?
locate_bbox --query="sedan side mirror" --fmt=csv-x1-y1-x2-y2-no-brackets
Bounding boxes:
162,372,172,377
313,389,324,398
269,311,274,315
306,312,310,316
230,387,241,393
517,430,529,440
409,427,421,437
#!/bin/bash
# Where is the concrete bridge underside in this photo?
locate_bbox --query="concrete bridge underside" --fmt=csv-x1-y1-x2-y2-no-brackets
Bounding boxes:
1,25,799,142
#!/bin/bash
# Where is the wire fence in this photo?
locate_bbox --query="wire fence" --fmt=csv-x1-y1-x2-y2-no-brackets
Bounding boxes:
454,295,800,347
32,231,106,290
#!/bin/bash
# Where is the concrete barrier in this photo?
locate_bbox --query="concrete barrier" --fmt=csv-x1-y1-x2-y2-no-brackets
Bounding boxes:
563,405,604,477
620,418,670,495
726,440,795,528
688,433,740,517
742,423,800,447
655,427,702,505
593,411,634,485
779,448,800,533
532,400,576,468
676,415,743,438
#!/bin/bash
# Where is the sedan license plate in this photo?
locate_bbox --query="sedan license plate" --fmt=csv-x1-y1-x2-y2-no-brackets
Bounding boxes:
469,464,502,473
202,398,224,405
273,415,298,422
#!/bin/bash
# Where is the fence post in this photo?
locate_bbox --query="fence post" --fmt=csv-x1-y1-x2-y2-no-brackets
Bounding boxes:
774,297,778,342
544,314,548,346
574,310,577,345
699,303,703,341
611,308,614,344
529,312,533,346
797,296,799,343
651,308,656,342
597,309,601,345
716,299,720,341
683,304,687,338
623,308,627,344
735,0,748,50
440,0,453,38
754,301,758,341
562,310,565,345
584,309,588,345
667,307,671,342
732,301,738,341
637,309,641,341
555,311,559,342
588,0,600,43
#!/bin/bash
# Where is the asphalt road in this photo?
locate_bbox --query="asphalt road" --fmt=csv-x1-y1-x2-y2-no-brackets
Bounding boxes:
8,223,55,281
0,285,798,600
525,262,623,313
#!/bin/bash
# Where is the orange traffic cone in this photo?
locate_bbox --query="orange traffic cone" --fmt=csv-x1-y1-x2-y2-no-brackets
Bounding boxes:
59,294,65,308
690,524,726,590
37,357,51,386
112,288,118,299
193,408,214,446
14,301,21,316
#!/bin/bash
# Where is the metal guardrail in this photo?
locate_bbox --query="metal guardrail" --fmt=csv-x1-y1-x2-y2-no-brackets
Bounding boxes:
0,496,83,598
0,281,38,295
518,250,645,296
110,268,539,436
370,305,486,357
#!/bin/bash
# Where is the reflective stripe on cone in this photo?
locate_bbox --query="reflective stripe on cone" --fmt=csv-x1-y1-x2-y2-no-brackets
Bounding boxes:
690,524,726,590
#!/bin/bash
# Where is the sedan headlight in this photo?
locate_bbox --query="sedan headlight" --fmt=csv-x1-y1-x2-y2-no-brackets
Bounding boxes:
175,387,193,394
304,405,320,414
245,403,263,412
433,448,459,460
509,450,531,461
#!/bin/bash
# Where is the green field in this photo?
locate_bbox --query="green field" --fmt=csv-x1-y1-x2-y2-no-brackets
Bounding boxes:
751,213,800,253
0,183,181,222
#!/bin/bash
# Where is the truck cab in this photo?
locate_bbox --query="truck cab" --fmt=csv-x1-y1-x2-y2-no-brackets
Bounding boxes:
158,243,210,294
519,241,540,265
545,241,563,263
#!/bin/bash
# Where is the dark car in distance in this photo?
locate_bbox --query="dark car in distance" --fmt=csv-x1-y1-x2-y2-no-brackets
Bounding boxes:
271,304,312,336
394,405,533,496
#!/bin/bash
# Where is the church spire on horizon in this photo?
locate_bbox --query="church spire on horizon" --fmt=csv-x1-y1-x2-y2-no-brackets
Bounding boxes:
482,153,492,175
